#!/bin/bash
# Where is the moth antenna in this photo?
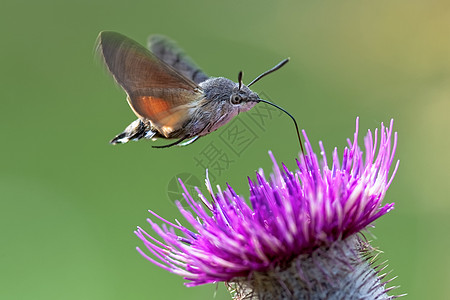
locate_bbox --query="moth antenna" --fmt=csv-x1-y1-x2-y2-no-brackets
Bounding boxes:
257,99,304,154
238,71,243,90
247,58,290,87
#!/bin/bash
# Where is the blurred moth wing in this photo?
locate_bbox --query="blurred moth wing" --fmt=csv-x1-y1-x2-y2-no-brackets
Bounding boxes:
148,35,209,84
97,31,203,137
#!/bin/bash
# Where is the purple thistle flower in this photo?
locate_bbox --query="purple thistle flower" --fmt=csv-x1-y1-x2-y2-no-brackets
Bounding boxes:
135,118,400,298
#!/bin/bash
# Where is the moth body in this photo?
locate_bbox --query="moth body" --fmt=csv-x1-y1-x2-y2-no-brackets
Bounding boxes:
98,31,291,149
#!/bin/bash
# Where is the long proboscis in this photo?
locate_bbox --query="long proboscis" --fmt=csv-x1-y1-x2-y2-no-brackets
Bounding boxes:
257,99,304,154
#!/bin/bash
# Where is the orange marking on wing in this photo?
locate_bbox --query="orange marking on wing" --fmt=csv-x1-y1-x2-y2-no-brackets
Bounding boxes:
139,96,172,120
130,95,190,137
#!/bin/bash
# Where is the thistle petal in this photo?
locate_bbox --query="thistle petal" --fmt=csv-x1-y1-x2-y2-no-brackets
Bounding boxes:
136,118,399,287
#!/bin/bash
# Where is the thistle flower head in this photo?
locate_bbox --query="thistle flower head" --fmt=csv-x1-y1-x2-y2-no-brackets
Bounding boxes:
135,118,399,291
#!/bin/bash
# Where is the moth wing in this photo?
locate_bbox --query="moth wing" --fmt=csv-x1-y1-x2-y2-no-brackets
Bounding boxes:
148,35,209,84
128,92,198,137
98,31,203,136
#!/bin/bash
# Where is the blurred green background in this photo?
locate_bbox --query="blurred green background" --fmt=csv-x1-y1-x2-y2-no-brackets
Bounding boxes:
1,0,449,299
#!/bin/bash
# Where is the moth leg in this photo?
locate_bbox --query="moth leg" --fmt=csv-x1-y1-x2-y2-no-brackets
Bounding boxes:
177,136,200,147
152,136,188,149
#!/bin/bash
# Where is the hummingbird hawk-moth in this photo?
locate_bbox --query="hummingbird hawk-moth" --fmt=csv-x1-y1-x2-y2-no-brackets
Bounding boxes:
97,31,303,152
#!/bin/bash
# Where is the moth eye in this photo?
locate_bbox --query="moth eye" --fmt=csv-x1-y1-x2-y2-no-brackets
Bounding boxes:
231,95,242,105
